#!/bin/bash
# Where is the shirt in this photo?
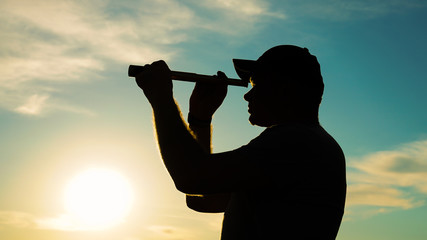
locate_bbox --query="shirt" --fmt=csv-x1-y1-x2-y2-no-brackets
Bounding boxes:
220,123,346,240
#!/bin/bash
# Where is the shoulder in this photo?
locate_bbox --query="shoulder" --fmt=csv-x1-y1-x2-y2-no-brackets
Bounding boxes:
230,124,313,166
239,123,344,163
246,123,316,148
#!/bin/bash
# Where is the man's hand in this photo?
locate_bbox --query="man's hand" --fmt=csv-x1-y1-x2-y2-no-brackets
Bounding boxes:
189,71,228,120
135,60,173,107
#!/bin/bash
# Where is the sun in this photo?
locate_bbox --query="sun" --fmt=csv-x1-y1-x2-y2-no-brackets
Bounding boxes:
64,168,134,230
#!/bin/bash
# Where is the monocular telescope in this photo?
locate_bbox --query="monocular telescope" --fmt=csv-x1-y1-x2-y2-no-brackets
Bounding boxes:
128,65,248,87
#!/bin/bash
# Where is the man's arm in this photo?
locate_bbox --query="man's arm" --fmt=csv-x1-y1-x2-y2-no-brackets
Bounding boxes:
136,61,226,193
136,61,262,196
186,122,230,213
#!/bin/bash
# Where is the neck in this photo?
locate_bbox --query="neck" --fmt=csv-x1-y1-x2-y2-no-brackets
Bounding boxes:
276,108,320,126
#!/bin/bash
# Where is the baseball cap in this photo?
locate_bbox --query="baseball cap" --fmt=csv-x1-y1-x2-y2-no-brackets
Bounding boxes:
233,45,323,87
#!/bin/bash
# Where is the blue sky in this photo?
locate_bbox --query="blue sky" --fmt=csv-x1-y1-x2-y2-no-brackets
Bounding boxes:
1,0,427,239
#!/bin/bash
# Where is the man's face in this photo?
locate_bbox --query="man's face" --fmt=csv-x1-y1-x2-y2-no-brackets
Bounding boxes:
243,72,285,127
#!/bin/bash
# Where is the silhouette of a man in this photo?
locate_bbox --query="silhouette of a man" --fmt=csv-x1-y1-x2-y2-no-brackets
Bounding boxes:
136,45,346,239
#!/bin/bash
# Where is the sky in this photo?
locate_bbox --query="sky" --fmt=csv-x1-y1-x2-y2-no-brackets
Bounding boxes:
1,0,427,239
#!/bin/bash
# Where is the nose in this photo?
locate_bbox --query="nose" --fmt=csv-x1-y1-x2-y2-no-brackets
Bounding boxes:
244,88,253,102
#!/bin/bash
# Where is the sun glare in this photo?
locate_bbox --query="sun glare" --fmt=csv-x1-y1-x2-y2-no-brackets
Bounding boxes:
64,168,134,230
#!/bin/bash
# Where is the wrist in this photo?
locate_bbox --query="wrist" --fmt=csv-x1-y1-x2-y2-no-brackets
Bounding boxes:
188,112,212,127
149,95,175,109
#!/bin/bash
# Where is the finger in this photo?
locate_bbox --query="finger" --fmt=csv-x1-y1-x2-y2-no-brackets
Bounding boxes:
135,64,150,78
152,60,170,71
194,81,210,92
217,71,228,80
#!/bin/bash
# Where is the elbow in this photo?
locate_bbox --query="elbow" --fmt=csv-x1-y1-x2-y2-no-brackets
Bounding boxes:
186,197,205,212
170,166,206,194
186,197,221,213
174,180,189,193
169,153,211,194
172,171,206,194
186,194,230,213
174,178,200,194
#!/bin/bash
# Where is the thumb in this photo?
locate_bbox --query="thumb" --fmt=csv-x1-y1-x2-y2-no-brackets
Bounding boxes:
217,71,228,81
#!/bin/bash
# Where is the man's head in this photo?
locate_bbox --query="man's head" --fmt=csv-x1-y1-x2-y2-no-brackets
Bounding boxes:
233,45,324,127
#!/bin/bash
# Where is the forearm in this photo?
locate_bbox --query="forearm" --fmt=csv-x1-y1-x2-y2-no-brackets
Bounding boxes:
186,115,230,212
151,99,208,191
189,123,212,153
135,61,227,195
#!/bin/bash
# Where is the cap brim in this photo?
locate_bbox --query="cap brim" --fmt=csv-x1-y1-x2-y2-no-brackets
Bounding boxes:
233,59,256,83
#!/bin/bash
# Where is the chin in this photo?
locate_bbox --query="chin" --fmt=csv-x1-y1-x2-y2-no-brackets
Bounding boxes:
248,115,271,127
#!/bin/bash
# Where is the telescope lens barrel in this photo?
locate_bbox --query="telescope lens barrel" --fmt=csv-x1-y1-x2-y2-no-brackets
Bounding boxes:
128,65,248,87
128,65,145,78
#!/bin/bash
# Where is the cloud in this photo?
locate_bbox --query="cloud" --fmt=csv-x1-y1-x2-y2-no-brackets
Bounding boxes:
350,140,427,192
0,210,218,240
347,184,423,209
345,139,427,218
14,94,50,115
10,93,95,116
183,0,285,35
1,0,424,116
146,225,193,240
35,214,115,231
281,0,426,21
0,0,175,116
0,211,73,231
0,211,118,231
0,0,284,116
35,214,85,231
192,0,285,19
0,211,36,229
147,225,178,235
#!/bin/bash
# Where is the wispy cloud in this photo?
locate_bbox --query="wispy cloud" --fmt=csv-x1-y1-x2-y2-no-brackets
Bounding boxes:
183,0,285,35
190,0,285,21
0,211,118,231
1,0,424,116
0,0,283,116
0,211,35,229
281,0,426,21
146,225,190,239
0,210,200,240
14,94,50,115
35,214,88,231
0,0,171,116
347,184,422,209
346,139,427,219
